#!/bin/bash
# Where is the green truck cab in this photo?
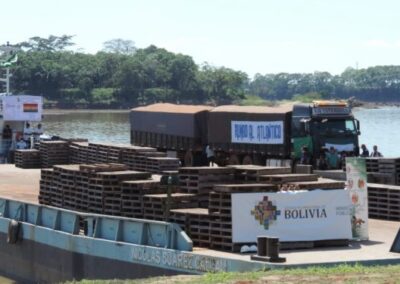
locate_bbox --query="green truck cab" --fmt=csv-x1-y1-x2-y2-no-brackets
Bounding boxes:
291,100,360,164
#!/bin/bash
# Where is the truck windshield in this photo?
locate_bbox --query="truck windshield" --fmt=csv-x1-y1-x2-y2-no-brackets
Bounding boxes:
313,119,356,135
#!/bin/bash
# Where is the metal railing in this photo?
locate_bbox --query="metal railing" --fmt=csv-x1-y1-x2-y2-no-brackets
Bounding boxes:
0,197,193,251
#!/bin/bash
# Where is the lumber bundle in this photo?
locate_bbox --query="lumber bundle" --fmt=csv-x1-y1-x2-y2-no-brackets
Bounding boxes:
178,167,234,205
121,180,163,218
208,183,278,252
228,165,291,182
142,193,198,221
368,183,400,221
169,208,211,247
366,158,400,185
14,149,41,169
40,141,70,167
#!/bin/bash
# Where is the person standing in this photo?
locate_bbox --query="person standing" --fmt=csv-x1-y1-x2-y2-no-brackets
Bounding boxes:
33,123,44,141
360,144,369,157
23,122,33,141
326,146,339,169
370,145,383,157
2,125,12,161
300,146,311,165
205,145,215,166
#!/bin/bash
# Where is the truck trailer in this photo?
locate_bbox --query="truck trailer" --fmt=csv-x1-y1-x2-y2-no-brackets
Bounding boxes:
130,101,360,166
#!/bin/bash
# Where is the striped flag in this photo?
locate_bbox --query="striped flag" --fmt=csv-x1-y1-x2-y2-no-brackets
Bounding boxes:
23,103,38,113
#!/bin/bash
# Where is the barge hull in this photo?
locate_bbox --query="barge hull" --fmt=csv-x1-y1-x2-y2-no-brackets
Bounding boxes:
0,233,181,283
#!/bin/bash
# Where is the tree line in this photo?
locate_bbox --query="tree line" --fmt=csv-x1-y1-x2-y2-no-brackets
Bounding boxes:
1,35,400,108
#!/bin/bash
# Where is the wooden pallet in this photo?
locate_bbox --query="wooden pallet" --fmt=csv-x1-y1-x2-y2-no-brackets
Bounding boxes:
142,193,198,221
258,173,319,184
368,183,400,220
228,165,291,182
169,208,211,247
283,178,345,190
121,180,162,218
15,149,41,169
179,167,234,206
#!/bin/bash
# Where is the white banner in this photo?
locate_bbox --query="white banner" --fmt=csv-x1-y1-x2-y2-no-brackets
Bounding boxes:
2,95,43,121
231,121,284,144
231,190,352,243
346,157,369,240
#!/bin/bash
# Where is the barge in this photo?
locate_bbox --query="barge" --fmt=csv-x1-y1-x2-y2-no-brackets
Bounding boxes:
0,165,400,283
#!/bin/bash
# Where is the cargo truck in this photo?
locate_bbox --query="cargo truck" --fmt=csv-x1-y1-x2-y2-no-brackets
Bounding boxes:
130,101,360,166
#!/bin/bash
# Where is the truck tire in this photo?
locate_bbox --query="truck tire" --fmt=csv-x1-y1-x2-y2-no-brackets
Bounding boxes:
184,150,194,166
242,155,253,165
227,154,241,165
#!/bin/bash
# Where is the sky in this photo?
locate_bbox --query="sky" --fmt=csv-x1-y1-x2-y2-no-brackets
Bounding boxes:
2,0,400,77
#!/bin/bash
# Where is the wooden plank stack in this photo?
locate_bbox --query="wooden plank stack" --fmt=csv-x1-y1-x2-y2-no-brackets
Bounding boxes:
208,184,278,252
281,178,345,190
69,142,89,164
178,167,234,205
228,165,291,182
142,193,198,221
40,141,70,167
258,173,319,184
53,165,82,211
368,183,400,220
14,149,41,169
38,168,54,205
366,158,400,185
88,170,151,215
121,180,162,218
169,208,211,247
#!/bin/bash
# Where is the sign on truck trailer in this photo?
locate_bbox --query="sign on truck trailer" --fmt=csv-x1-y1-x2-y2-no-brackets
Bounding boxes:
130,101,360,166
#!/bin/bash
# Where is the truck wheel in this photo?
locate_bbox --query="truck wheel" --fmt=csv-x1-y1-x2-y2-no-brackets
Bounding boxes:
227,154,241,165
242,155,253,165
184,150,194,166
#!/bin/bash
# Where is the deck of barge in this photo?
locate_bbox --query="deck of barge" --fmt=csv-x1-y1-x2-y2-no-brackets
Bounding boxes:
1,164,399,267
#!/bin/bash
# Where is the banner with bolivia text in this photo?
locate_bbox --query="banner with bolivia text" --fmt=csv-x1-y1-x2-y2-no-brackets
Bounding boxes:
231,189,352,243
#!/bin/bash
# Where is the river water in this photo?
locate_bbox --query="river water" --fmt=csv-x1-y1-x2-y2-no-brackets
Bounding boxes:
42,107,400,157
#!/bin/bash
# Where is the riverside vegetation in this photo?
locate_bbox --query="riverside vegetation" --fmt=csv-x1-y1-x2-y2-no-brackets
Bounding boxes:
2,35,400,108
65,264,400,283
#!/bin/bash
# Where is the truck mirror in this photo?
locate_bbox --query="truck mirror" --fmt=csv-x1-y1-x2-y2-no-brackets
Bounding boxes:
356,119,360,131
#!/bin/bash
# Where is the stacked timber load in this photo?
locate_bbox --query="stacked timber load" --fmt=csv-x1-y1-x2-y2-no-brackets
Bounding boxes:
178,167,235,206
38,163,155,215
169,208,211,247
228,165,291,182
209,184,278,252
53,165,82,211
121,180,163,218
38,168,55,205
14,149,41,168
121,149,179,174
142,193,198,221
40,141,69,167
87,168,150,215
368,183,400,220
69,142,89,164
366,158,400,185
130,103,212,151
278,178,345,190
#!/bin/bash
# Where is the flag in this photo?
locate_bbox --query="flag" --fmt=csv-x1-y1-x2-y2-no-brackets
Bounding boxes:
23,103,38,113
0,53,18,68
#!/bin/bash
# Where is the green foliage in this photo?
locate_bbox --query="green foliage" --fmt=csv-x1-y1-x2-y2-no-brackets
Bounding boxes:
4,35,400,108
237,94,275,106
293,92,325,103
90,88,117,106
65,264,400,284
